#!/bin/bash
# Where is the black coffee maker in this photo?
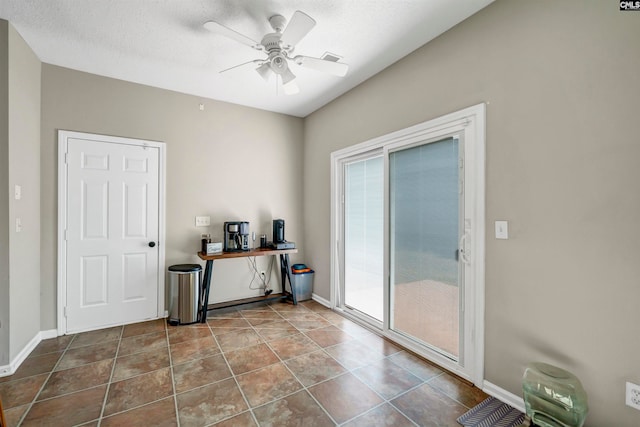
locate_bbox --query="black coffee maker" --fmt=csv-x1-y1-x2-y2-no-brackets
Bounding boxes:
273,219,285,244
224,221,250,252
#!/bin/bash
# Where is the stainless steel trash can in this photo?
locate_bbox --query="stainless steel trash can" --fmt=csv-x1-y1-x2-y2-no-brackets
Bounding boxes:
168,264,201,325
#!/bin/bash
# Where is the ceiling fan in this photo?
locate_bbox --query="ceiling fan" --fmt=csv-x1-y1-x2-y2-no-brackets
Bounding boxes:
204,10,348,95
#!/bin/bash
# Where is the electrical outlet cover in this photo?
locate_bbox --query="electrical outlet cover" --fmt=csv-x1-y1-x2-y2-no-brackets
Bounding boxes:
626,382,640,410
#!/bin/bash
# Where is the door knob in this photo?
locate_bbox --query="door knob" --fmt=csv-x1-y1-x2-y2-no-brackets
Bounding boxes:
148,241,156,248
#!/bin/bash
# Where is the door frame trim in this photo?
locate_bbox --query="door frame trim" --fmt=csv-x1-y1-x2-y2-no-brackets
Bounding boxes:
57,130,167,335
330,103,485,386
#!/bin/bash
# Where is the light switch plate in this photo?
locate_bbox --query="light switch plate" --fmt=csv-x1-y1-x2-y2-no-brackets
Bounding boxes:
495,220,508,239
195,216,210,227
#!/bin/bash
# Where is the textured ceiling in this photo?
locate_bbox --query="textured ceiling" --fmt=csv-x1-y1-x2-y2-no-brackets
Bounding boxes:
0,0,494,117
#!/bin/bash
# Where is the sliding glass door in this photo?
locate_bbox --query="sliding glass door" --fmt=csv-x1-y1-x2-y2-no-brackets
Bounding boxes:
331,104,485,383
388,137,462,359
343,155,383,322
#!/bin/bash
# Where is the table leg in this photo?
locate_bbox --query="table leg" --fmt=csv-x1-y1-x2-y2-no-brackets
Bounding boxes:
280,253,296,305
200,260,214,323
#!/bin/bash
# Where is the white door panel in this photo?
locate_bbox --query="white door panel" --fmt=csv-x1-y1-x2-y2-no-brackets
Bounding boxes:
64,135,160,333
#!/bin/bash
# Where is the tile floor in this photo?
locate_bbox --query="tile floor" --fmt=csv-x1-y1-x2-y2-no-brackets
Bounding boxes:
0,299,487,426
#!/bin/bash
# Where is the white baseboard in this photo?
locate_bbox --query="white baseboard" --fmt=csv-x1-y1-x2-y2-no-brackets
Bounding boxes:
311,293,331,308
0,329,61,378
483,380,525,413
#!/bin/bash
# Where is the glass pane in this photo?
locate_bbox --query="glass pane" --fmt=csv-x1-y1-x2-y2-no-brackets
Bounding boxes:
389,137,460,358
344,156,383,321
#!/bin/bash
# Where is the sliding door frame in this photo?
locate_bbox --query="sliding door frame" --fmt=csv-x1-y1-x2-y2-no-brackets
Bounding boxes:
330,104,486,386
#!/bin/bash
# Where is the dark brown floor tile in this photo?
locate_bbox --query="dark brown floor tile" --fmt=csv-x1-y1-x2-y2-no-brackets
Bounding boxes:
118,331,167,357
305,325,354,348
288,318,332,331
268,333,321,360
216,328,263,352
428,372,488,408
167,326,212,345
176,378,248,426
172,354,231,393
169,335,220,365
55,341,117,371
101,396,177,427
388,350,443,380
277,311,322,321
268,301,306,311
337,321,374,339
391,382,467,426
104,367,173,416
240,310,283,320
0,352,62,382
343,403,415,427
325,340,386,370
206,318,251,328
299,300,330,312
21,385,106,427
206,309,242,319
356,334,402,356
122,319,166,338
29,335,74,357
0,374,48,408
211,411,257,426
209,326,252,336
4,403,29,427
352,358,423,399
316,310,349,324
225,343,279,375
285,350,346,387
70,326,122,348
308,373,383,424
253,390,334,427
236,363,303,407
39,359,113,400
112,347,170,381
251,319,293,329
255,327,298,341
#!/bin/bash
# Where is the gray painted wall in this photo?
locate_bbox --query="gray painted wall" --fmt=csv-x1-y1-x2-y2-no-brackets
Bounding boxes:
0,21,41,365
0,20,10,366
40,65,304,329
303,1,639,425
8,23,41,360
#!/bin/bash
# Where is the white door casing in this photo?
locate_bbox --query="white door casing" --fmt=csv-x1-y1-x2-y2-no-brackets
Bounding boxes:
330,104,485,386
58,131,166,334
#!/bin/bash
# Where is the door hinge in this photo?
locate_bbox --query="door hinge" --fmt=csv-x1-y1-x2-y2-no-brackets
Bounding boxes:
64,229,68,241
64,152,69,164
63,306,68,317
459,158,464,169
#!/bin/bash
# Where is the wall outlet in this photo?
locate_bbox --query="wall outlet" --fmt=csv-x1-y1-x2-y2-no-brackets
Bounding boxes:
626,382,640,410
195,216,210,227
260,271,266,279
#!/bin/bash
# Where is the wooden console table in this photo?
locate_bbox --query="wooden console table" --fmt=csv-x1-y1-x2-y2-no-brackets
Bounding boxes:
197,248,298,323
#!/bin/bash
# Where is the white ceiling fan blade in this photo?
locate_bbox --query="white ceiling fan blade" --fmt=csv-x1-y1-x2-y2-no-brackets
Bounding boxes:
293,55,349,77
280,11,316,47
220,59,264,74
204,21,261,50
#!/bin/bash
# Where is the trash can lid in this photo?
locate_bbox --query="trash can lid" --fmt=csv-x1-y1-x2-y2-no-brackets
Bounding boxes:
169,264,202,272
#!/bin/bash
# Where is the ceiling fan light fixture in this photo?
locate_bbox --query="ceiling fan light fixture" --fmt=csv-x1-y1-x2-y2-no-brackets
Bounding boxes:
269,53,289,74
256,62,272,81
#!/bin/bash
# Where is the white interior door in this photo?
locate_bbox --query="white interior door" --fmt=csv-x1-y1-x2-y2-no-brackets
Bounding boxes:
60,132,163,333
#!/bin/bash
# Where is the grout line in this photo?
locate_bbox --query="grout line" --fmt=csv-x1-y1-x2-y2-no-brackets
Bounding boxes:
166,320,181,427
96,325,125,425
14,333,78,427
